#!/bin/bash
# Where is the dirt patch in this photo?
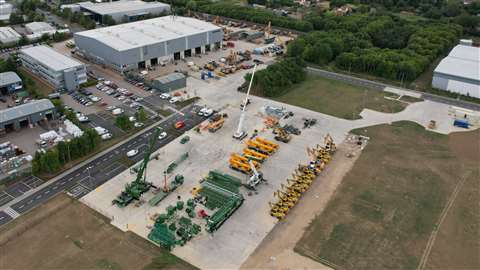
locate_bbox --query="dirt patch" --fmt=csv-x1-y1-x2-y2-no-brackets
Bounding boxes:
241,142,362,270
0,194,195,270
294,121,479,270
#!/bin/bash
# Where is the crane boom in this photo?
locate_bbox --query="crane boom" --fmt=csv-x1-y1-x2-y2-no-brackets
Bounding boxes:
136,127,161,184
234,64,257,139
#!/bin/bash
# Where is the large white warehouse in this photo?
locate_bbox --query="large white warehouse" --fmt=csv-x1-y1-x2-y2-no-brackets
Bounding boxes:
74,16,223,71
432,44,480,99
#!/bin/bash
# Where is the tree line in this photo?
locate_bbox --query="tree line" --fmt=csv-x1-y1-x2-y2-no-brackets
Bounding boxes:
287,14,462,82
244,57,306,97
32,129,100,174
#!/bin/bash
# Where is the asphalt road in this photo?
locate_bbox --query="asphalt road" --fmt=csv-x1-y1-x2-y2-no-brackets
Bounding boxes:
306,67,480,111
0,105,205,226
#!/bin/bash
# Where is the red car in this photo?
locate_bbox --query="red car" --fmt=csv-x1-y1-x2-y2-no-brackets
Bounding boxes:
174,121,185,129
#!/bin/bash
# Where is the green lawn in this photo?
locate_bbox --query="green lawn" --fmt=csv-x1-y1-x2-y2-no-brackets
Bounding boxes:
273,75,407,120
295,122,480,270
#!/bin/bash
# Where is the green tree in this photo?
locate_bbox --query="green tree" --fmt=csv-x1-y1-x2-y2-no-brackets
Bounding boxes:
103,15,116,26
9,12,24,24
135,108,148,122
115,115,133,130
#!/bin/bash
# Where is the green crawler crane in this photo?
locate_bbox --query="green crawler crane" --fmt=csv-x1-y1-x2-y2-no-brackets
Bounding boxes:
113,127,161,207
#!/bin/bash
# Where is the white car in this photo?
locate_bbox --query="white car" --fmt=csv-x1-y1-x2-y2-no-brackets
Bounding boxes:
158,131,167,140
106,105,116,111
159,93,170,100
118,95,126,101
106,89,115,95
126,149,138,157
169,97,180,103
128,116,136,122
112,108,124,115
101,133,112,140
129,102,139,108
89,96,101,102
134,122,144,128
198,107,213,117
96,83,103,89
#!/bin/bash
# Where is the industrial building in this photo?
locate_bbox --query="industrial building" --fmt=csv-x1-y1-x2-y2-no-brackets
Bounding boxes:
19,45,87,91
0,26,21,44
0,72,22,95
432,44,480,98
74,16,223,71
62,0,171,24
152,72,186,92
0,99,55,132
0,0,12,21
24,22,69,41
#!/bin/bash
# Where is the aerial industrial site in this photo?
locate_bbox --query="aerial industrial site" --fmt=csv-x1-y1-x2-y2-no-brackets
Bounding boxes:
0,1,478,270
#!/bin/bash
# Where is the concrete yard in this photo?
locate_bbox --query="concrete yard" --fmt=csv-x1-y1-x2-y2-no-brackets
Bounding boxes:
79,64,478,269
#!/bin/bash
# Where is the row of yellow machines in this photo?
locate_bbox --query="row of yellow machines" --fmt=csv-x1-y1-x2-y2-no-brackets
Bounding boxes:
228,137,279,175
270,135,336,219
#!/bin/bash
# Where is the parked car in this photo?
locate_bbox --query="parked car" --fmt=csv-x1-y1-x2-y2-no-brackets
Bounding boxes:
101,133,112,140
169,97,180,103
128,116,136,122
159,93,170,100
134,122,144,128
174,121,185,129
106,105,116,111
118,95,126,101
112,108,124,115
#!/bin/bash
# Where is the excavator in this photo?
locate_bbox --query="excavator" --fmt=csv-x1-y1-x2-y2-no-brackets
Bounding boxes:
113,127,160,207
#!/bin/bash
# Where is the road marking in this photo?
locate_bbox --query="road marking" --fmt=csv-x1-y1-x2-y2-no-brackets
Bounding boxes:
4,207,20,218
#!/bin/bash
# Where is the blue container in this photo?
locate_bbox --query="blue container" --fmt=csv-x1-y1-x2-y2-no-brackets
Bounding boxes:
208,71,213,78
453,119,469,129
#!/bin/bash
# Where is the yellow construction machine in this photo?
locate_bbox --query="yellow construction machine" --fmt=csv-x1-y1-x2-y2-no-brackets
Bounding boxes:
255,137,279,150
243,148,268,162
246,140,276,155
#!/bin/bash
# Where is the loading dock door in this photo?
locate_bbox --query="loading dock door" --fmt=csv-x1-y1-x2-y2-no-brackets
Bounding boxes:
195,47,201,54
174,52,181,60
19,119,29,128
150,58,158,66
138,61,146,69
184,49,192,57
4,123,14,132
205,44,211,52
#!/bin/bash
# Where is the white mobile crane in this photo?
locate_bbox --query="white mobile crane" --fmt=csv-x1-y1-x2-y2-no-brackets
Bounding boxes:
233,64,257,140
246,160,264,189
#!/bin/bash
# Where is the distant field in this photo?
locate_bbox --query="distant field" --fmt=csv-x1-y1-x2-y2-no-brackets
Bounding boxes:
273,75,408,120
0,194,196,270
295,122,479,270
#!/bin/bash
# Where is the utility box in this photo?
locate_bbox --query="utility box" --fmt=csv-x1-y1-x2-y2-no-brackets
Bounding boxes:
152,72,186,93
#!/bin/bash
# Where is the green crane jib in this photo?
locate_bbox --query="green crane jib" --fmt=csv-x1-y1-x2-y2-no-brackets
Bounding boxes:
113,127,161,207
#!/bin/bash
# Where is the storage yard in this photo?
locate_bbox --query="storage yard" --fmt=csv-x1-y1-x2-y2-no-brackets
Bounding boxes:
80,61,475,268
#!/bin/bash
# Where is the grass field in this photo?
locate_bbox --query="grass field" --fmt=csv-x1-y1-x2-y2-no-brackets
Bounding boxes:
273,75,408,120
294,122,479,270
0,194,196,270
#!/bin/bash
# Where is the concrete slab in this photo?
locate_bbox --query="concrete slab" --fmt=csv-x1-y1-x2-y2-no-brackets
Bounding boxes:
81,62,479,270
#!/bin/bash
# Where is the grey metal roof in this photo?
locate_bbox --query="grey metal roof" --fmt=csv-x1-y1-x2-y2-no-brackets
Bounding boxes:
0,99,54,123
154,72,185,84
434,45,480,82
0,72,21,87
79,0,170,16
25,22,55,34
0,26,20,43
74,16,221,51
20,45,84,72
